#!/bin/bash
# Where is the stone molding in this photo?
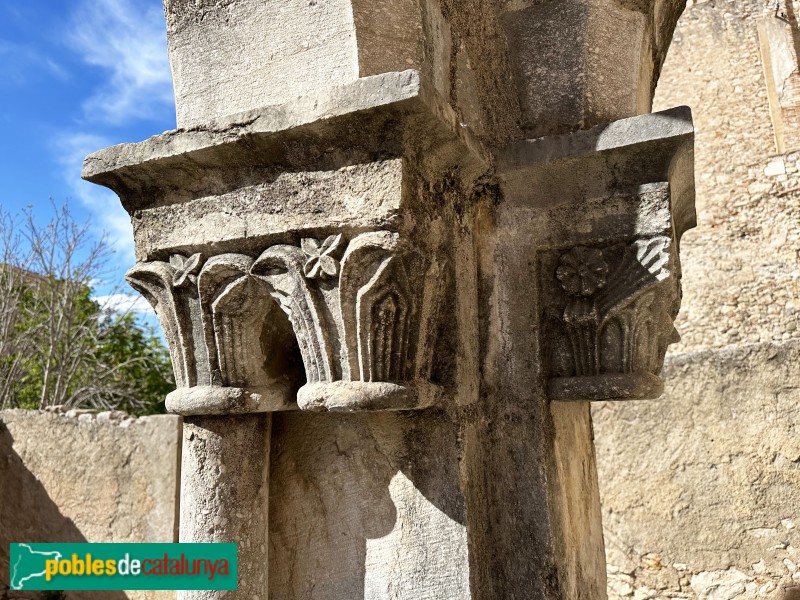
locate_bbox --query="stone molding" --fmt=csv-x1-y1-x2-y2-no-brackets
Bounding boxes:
78,2,699,596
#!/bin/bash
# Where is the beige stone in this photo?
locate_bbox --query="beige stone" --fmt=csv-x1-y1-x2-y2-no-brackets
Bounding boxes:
0,409,181,600
653,0,800,352
596,3,800,599
596,341,800,599
81,1,697,598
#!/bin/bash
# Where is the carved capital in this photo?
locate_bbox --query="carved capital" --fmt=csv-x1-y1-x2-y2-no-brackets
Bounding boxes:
532,181,687,401
126,251,296,415
498,107,696,401
127,231,447,415
542,232,681,400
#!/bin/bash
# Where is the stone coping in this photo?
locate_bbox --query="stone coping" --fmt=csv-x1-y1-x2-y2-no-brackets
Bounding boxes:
498,106,694,171
83,70,424,177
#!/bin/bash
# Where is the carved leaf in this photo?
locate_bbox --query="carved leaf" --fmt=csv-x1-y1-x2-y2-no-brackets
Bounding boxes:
317,255,339,277
550,237,675,379
252,245,335,383
301,238,321,255
171,253,204,288
596,237,671,319
358,258,412,382
339,232,415,382
197,254,253,387
301,234,343,279
126,260,196,387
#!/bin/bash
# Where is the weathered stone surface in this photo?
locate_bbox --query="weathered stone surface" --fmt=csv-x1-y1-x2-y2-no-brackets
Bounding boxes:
163,0,436,129
498,108,695,402
84,105,695,600
653,0,800,351
0,409,180,600
178,414,269,600
81,1,697,597
595,340,800,599
162,0,687,143
85,67,475,417
593,4,800,599
496,0,686,136
268,411,469,599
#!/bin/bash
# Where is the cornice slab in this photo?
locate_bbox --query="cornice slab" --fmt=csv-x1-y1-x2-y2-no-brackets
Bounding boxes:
82,70,486,213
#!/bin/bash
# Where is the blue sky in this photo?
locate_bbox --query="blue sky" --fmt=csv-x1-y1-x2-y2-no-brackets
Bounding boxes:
0,0,175,313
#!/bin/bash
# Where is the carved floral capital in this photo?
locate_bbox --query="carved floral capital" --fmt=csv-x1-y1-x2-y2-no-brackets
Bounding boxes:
126,231,447,415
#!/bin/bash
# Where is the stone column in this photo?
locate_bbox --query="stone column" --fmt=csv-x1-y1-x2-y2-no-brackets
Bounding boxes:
178,414,270,600
83,1,694,598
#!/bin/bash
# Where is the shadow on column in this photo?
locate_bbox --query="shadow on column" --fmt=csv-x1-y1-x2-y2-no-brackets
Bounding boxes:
268,409,467,600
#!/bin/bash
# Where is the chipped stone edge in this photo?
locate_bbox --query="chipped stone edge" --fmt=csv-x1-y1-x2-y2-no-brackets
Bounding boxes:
296,380,441,412
165,384,297,416
81,69,484,184
0,407,178,429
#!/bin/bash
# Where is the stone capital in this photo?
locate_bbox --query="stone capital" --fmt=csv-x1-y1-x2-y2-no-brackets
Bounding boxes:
87,71,474,417
498,106,695,401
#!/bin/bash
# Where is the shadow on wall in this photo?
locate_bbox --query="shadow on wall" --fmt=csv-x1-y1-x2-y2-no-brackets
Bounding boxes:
0,421,127,600
268,409,469,600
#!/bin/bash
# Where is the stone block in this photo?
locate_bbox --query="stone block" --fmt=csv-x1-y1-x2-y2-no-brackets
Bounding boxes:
0,409,181,600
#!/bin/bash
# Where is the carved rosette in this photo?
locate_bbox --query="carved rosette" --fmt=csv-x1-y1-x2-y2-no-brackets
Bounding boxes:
126,231,446,415
541,236,682,401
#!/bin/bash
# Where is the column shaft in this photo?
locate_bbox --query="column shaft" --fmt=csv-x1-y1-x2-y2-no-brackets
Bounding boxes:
178,414,271,600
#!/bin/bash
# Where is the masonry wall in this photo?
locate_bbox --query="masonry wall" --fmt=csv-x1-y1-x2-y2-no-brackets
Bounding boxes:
595,1,800,598
598,342,800,599
0,409,181,600
653,0,800,351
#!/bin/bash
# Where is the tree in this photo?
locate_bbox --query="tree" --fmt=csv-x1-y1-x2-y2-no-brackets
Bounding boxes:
0,201,174,414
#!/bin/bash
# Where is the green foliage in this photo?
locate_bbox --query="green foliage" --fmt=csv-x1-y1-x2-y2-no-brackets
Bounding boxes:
93,313,174,415
9,280,173,414
0,201,174,415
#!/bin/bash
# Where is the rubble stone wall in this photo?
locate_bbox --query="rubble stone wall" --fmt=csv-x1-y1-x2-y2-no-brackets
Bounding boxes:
0,409,181,600
654,0,800,352
596,1,800,598
597,342,800,599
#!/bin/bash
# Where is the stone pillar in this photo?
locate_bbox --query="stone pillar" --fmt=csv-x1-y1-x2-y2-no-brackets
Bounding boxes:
178,414,270,600
82,1,694,598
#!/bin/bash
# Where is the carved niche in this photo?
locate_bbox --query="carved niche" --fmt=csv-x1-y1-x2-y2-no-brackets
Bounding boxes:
540,236,682,401
126,231,447,414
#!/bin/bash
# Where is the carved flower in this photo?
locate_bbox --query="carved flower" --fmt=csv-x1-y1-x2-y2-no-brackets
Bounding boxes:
301,234,343,279
556,246,608,297
170,253,203,287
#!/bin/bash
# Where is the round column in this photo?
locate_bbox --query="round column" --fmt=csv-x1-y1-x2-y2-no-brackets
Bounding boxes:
177,413,271,600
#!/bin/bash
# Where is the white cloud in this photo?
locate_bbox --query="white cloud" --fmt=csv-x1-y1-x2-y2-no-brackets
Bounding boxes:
66,0,174,124
53,132,136,263
48,1,177,268
0,39,68,84
94,292,155,315
51,0,176,262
